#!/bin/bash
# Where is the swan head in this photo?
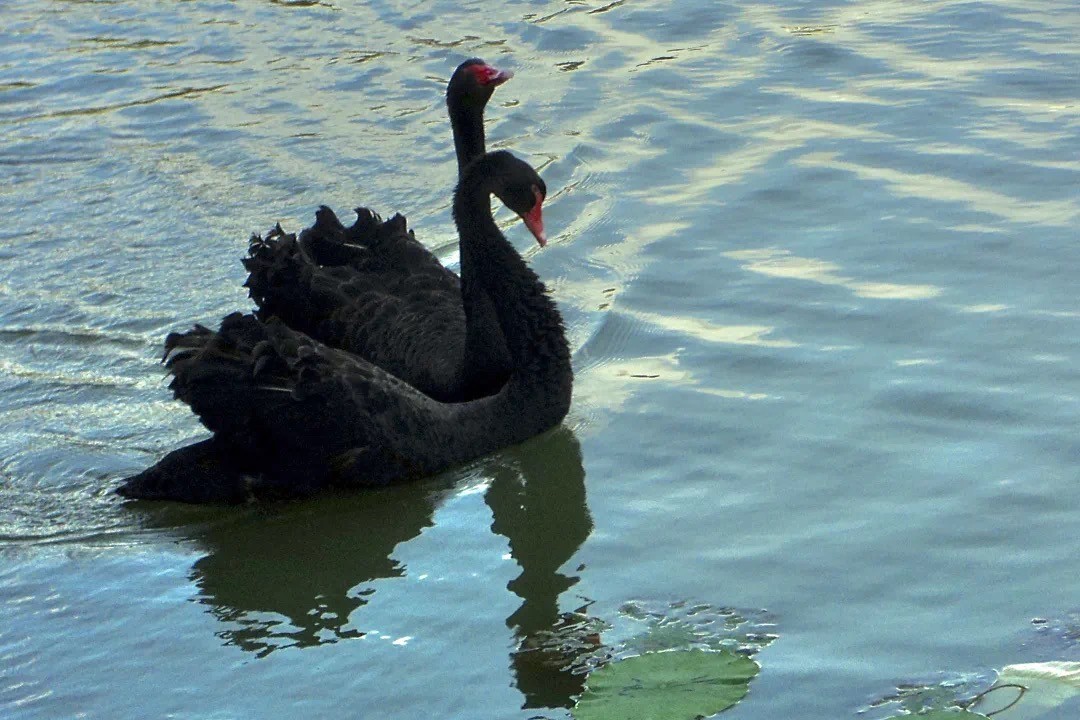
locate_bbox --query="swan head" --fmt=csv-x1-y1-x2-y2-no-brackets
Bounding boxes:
487,152,547,247
449,58,513,109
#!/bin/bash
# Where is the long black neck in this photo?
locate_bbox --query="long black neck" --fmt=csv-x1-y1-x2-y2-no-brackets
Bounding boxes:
448,98,487,177
452,161,572,438
459,239,510,398
450,88,507,398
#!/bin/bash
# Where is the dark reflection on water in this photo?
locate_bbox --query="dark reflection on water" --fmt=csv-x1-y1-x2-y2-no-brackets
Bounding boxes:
486,427,592,709
187,483,439,657
131,427,590,705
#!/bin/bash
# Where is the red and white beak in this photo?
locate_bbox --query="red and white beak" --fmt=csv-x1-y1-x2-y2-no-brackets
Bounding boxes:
473,64,514,87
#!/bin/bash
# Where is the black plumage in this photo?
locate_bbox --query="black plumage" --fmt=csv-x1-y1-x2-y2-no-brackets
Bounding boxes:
119,151,571,503
244,58,522,402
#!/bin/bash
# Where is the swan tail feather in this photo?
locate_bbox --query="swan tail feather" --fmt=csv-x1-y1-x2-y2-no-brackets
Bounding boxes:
128,315,363,501
116,438,255,504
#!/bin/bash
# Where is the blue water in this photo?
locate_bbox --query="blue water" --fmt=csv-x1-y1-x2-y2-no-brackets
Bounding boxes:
2,1,1079,718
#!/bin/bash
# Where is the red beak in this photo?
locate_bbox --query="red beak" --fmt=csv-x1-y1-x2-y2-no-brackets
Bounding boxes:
521,188,546,247
475,64,514,87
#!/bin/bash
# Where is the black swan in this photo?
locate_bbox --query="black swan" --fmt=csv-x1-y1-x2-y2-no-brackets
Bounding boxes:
118,151,570,503
244,58,526,402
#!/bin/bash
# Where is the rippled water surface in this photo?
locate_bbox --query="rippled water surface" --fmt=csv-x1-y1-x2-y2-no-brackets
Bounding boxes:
2,1,1079,718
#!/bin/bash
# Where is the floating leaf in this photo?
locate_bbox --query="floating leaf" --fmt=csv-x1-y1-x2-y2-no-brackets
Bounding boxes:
865,673,991,717
572,649,758,720
999,661,1080,693
985,662,1080,719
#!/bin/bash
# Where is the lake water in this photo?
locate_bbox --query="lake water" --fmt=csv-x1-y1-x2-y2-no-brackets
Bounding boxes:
2,1,1079,718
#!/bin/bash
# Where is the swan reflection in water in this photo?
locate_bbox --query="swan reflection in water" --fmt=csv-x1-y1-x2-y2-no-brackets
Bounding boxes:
162,426,591,709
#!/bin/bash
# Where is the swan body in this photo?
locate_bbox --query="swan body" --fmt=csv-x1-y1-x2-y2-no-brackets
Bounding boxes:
119,152,570,503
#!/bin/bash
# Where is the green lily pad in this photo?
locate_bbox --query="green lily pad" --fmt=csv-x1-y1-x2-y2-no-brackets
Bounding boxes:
572,649,758,720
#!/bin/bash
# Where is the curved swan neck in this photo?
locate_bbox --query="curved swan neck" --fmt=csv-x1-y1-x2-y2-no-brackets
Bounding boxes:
448,98,486,177
452,159,572,432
